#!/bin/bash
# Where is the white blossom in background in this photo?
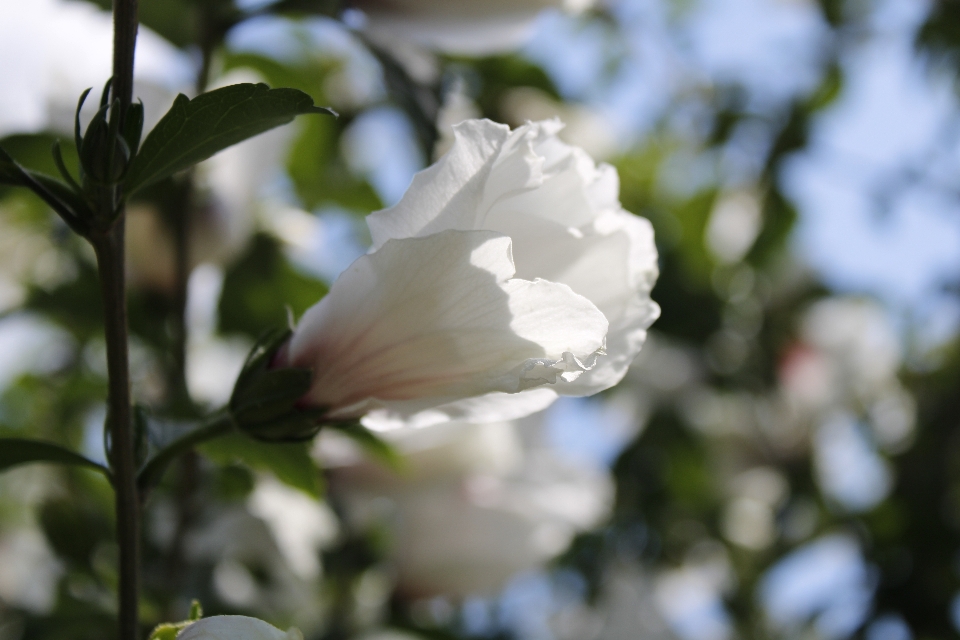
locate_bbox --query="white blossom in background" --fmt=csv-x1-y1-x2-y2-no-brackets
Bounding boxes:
177,616,303,640
173,506,316,618
180,264,251,407
351,0,596,56
328,418,613,598
0,527,64,614
0,0,191,138
704,190,763,265
0,2,280,295
247,477,339,581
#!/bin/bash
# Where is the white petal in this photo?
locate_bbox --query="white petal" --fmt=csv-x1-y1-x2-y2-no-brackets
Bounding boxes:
0,0,190,138
367,119,512,248
355,0,579,55
366,119,660,403
369,119,623,243
362,387,559,431
177,616,301,640
288,230,607,417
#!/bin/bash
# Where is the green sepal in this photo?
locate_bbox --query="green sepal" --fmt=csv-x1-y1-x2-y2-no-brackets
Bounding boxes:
147,623,185,640
232,367,313,424
123,101,145,156
232,328,292,394
98,77,113,110
78,101,111,183
51,140,83,194
229,329,328,442
74,87,92,159
78,99,128,186
147,599,203,639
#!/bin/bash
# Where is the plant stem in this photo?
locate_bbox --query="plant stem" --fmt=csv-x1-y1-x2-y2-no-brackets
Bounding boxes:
91,222,140,640
137,412,236,495
112,0,139,115
103,1,139,638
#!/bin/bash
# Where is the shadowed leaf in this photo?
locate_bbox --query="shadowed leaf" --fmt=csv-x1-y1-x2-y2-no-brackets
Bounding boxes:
124,83,335,193
0,438,110,477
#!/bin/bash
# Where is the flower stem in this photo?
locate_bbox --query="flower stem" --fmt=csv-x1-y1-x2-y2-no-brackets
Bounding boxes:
137,412,236,498
101,1,139,638
91,222,140,640
112,0,138,116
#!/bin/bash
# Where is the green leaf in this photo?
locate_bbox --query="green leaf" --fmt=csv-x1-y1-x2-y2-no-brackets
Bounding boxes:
0,146,90,234
0,438,110,477
124,83,335,193
199,433,323,498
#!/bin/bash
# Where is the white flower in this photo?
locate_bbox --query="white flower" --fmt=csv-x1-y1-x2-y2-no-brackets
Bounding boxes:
176,616,302,640
331,419,613,597
247,476,339,581
0,527,63,614
351,0,596,55
283,228,609,421
0,0,191,138
357,118,659,428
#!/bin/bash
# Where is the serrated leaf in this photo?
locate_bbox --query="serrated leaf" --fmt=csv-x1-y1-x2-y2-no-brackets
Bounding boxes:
0,438,110,477
199,433,323,497
124,83,335,193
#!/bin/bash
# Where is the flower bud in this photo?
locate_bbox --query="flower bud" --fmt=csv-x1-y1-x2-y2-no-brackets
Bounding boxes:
176,615,303,640
228,329,324,442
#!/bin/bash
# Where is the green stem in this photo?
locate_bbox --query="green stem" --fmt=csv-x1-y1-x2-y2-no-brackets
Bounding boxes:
112,0,138,117
137,412,236,496
103,1,139,637
91,221,140,640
